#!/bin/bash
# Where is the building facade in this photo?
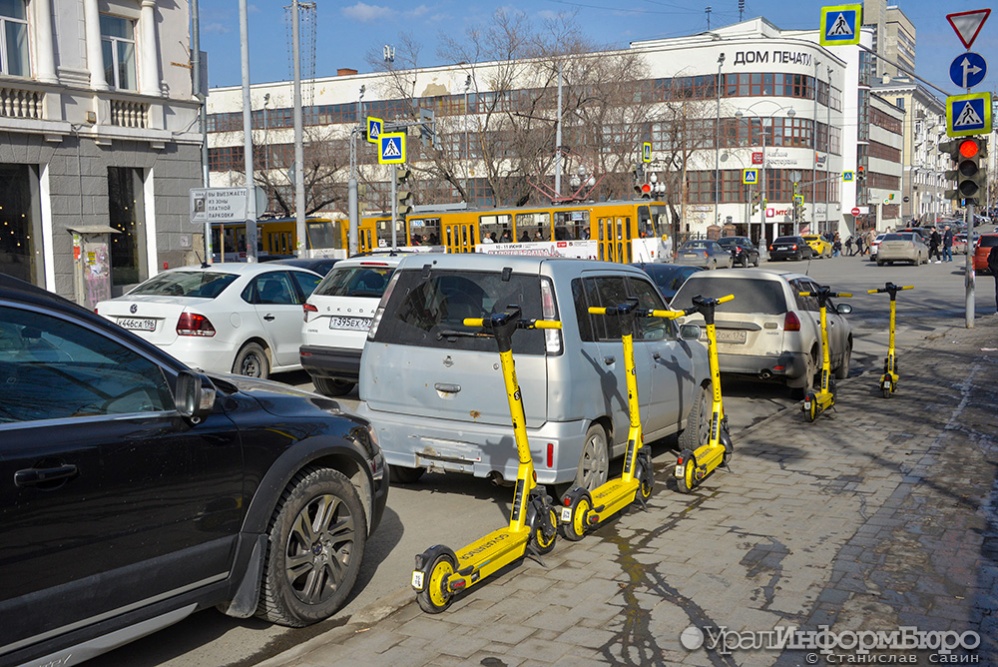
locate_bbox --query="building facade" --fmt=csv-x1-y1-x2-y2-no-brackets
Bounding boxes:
206,18,904,248
0,0,201,302
862,0,916,79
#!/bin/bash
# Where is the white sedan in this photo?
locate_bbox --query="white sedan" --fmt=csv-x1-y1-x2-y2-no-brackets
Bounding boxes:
96,263,322,379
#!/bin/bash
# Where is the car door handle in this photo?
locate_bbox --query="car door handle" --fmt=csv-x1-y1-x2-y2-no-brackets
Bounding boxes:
263,314,276,321
603,356,615,365
434,383,461,394
653,353,662,361
14,464,78,487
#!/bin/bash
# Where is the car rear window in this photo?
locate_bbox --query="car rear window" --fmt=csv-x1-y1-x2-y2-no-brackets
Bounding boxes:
671,277,788,315
370,268,548,354
313,264,395,298
979,236,998,248
128,271,237,298
882,234,910,241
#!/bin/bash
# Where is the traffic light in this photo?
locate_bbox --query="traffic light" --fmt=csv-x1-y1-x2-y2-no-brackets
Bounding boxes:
793,194,805,223
944,137,988,204
751,190,761,215
856,165,866,183
396,166,413,215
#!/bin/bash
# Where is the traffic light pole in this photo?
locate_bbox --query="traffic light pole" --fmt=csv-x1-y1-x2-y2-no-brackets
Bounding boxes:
965,201,975,329
390,165,398,249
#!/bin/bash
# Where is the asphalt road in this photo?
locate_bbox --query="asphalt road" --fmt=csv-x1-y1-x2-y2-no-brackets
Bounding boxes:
87,248,992,667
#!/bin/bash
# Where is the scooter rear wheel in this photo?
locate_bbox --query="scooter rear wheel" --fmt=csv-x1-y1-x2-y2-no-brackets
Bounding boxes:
804,392,818,422
560,495,591,542
677,455,697,494
416,553,456,614
530,507,559,554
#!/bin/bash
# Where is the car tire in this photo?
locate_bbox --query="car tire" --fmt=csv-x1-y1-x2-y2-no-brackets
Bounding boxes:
313,376,355,397
233,342,270,379
752,256,760,267
574,424,609,491
678,382,711,451
877,259,885,267
257,467,366,627
834,343,851,380
389,465,425,484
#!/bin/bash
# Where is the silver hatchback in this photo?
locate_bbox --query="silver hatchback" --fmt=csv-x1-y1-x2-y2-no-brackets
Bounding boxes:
356,253,710,491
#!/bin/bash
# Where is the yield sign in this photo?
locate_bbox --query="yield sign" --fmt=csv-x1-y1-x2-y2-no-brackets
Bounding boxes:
947,9,991,50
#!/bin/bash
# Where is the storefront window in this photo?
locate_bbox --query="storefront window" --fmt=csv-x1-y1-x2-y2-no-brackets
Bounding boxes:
0,164,42,285
107,167,147,288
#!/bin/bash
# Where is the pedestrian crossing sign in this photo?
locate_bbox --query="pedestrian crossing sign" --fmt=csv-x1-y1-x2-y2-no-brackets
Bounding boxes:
378,132,407,164
946,92,992,138
819,4,862,46
742,169,759,185
367,117,383,145
842,171,854,182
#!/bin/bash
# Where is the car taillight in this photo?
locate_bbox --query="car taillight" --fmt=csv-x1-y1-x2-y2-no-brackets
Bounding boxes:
303,301,317,322
177,312,216,337
769,244,774,251
791,244,798,250
540,278,562,354
784,311,801,332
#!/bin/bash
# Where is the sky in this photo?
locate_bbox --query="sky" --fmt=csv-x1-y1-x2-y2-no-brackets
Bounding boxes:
197,1,996,100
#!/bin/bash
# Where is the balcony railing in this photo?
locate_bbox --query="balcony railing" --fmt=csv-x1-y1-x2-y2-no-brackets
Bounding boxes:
110,99,149,128
0,86,44,120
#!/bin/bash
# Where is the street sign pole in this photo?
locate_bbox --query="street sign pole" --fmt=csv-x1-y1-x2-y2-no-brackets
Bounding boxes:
966,202,975,328
391,165,398,249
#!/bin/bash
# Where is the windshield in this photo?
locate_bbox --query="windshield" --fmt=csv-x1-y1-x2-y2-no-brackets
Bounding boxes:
306,220,341,250
128,271,237,298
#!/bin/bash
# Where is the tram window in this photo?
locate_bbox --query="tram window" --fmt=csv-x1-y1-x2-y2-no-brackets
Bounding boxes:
479,213,512,242
515,212,550,240
554,211,588,240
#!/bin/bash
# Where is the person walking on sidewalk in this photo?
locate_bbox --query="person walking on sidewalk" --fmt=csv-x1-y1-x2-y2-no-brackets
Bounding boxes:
943,226,954,262
846,236,854,256
989,244,998,313
929,227,942,263
855,234,865,257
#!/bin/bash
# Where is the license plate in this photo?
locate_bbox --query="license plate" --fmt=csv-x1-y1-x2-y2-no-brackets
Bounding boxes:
116,317,156,332
560,507,573,522
674,464,685,478
411,570,424,590
715,329,746,344
683,253,698,258
328,316,371,331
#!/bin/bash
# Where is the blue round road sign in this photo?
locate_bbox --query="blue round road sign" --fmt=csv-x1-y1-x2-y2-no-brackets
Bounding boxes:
949,52,987,90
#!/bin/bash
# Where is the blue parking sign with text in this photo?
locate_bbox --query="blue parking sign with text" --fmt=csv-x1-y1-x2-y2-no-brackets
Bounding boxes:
819,4,862,46
367,117,383,145
378,132,406,164
946,92,992,137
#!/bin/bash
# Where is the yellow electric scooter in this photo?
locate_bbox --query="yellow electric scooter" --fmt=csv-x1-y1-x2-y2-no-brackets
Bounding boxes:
411,307,562,613
559,299,680,540
673,294,735,493
800,286,852,422
867,282,913,398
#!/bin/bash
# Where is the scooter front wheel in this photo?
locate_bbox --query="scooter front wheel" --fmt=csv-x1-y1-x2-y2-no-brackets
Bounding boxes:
560,494,591,542
531,506,559,554
416,553,456,614
721,429,733,465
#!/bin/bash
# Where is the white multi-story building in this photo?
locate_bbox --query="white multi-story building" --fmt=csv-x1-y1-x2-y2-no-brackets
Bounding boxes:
206,17,904,248
0,0,201,302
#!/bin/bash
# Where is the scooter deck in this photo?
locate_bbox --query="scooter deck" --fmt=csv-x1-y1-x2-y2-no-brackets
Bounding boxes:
691,441,726,472
587,477,640,522
451,525,532,587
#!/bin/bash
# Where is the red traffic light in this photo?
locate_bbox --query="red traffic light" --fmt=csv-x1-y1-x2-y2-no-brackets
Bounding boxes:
959,139,980,159
640,183,652,194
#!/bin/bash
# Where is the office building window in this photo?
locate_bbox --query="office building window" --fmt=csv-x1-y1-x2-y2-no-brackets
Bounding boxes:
101,15,136,90
0,0,30,77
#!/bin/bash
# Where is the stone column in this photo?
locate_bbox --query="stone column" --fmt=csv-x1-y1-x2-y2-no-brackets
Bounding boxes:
139,0,161,96
83,0,107,90
33,0,57,82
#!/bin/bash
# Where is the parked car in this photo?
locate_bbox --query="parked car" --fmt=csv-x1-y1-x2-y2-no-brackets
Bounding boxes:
670,268,853,391
953,233,968,255
270,256,341,276
802,234,833,259
716,236,761,267
876,232,929,266
95,263,323,380
0,274,388,667
869,233,886,260
768,236,811,261
631,263,703,303
675,239,734,270
300,254,403,396
973,234,998,274
356,254,710,492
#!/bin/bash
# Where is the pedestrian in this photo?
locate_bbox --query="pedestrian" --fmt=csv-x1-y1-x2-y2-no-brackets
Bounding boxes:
832,237,842,257
989,244,998,314
942,225,954,262
845,236,854,256
855,234,864,257
929,227,941,263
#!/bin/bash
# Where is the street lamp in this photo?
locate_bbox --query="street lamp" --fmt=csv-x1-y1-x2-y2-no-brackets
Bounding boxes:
714,53,725,227
735,103,796,250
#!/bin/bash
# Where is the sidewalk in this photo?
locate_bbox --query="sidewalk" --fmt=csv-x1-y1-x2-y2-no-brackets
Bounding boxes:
262,319,998,667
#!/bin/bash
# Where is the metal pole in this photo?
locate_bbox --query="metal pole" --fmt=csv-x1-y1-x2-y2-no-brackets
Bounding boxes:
348,89,362,257
811,60,819,233
390,167,398,249
192,0,211,263
555,62,563,199
966,202,975,328
761,117,767,249
292,1,306,257
715,54,724,226
239,0,257,262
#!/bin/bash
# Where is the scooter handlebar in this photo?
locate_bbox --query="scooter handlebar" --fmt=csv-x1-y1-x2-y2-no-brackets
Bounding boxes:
462,318,485,328
799,290,851,298
866,284,914,294
530,320,562,330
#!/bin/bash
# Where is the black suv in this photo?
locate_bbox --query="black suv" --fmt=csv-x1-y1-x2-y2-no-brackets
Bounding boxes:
0,275,389,666
716,236,761,267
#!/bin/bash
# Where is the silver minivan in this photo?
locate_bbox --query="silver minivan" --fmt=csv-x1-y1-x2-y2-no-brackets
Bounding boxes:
356,253,710,491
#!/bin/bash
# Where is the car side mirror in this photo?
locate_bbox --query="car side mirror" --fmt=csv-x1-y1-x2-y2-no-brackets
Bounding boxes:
176,370,217,423
680,324,702,341
836,303,853,315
